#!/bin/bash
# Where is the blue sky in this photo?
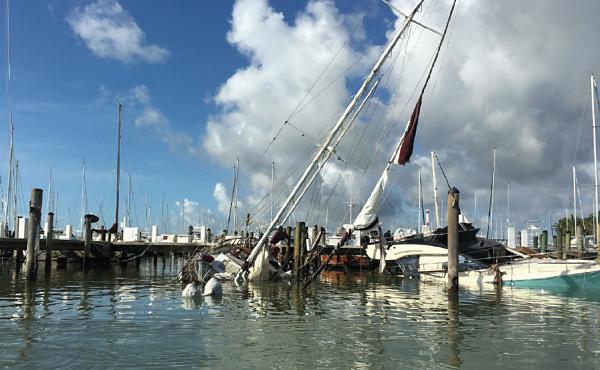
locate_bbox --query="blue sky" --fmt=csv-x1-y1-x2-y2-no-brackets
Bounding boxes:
2,0,600,237
0,0,396,232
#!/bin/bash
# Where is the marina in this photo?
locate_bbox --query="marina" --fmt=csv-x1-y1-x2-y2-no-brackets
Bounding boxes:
2,0,600,368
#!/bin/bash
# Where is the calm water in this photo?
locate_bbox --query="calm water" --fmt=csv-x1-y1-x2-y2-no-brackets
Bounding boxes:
1,257,600,369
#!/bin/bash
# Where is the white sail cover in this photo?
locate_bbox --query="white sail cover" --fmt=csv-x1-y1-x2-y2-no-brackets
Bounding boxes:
354,170,389,230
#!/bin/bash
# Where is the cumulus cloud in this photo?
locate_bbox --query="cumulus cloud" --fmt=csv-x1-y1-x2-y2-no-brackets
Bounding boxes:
126,85,200,157
67,0,169,63
203,0,600,233
174,198,217,231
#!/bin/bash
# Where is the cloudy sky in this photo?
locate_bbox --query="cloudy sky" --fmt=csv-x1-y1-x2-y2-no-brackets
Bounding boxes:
0,0,598,236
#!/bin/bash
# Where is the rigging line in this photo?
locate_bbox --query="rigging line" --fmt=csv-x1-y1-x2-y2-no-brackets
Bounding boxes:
572,94,589,164
430,0,461,93
435,153,452,189
250,21,364,176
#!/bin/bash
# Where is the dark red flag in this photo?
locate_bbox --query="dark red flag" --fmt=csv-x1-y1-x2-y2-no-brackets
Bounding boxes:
396,96,422,165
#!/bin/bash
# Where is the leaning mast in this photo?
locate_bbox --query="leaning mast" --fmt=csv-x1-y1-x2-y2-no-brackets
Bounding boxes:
247,0,427,264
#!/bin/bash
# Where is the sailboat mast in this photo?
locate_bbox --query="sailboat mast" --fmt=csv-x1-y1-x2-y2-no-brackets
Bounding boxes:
591,74,599,248
417,169,422,232
486,148,496,239
3,0,13,236
234,158,239,232
115,103,122,230
431,151,440,229
507,182,510,226
271,161,275,223
248,1,426,264
573,165,577,246
80,159,88,237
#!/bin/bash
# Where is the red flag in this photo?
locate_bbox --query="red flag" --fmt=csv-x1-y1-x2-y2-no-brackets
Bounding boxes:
396,96,422,165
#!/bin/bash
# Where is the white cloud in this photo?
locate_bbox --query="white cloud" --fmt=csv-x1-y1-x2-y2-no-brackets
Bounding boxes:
125,85,200,157
198,0,600,233
67,0,169,63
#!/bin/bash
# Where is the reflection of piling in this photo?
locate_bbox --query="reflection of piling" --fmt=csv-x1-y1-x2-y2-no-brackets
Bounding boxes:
447,294,460,367
293,222,305,280
45,212,54,270
447,187,460,293
25,188,43,280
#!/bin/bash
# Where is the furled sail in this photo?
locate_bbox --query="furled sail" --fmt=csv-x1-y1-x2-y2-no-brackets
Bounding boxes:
353,0,456,232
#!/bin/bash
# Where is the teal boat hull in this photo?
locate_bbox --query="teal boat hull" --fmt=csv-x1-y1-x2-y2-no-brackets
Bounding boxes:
504,269,600,289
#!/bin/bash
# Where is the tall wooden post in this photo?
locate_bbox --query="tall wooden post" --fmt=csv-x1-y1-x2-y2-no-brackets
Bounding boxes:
293,222,305,281
576,224,584,257
45,212,54,269
564,231,571,259
447,187,460,292
25,188,43,280
83,214,96,268
540,230,548,253
556,231,563,259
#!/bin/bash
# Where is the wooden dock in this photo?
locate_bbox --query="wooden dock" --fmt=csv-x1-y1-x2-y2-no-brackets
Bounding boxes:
0,237,210,260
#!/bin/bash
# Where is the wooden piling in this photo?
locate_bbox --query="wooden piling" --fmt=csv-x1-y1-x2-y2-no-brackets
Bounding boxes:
576,224,584,257
447,187,459,292
564,231,571,259
533,236,538,250
83,215,92,268
556,231,563,259
540,230,548,253
45,212,54,269
293,222,305,280
25,188,43,280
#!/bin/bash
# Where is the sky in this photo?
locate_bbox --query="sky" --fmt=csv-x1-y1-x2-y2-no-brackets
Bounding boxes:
0,0,599,237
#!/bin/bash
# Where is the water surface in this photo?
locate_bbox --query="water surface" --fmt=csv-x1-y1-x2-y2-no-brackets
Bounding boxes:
1,257,599,369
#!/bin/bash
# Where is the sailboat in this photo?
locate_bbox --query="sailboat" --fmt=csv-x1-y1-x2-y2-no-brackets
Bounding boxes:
362,73,600,289
237,0,436,281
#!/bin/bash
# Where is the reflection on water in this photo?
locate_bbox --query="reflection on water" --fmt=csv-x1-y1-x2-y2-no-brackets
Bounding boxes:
1,257,600,369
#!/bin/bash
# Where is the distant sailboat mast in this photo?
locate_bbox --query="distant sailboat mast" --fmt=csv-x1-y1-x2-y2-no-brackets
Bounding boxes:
591,74,599,248
80,159,88,237
115,103,122,231
573,165,577,247
431,151,440,229
3,0,14,236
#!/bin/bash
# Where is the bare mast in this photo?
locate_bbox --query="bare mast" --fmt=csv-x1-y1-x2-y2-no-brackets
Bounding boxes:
431,151,440,229
591,74,599,248
115,103,122,230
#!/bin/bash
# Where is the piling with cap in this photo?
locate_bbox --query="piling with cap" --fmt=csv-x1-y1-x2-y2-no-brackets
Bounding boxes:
447,187,460,293
293,222,305,280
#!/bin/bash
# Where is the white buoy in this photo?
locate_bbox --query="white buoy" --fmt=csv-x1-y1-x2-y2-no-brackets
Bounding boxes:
202,277,222,297
181,282,199,298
